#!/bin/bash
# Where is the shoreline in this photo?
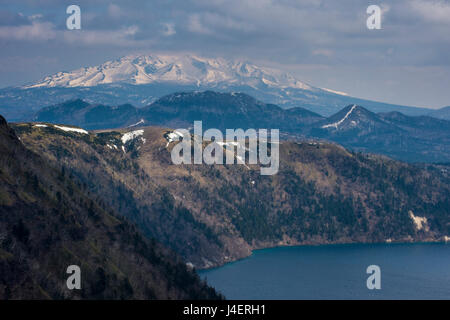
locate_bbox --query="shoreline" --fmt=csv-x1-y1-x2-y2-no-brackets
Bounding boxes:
198,238,449,272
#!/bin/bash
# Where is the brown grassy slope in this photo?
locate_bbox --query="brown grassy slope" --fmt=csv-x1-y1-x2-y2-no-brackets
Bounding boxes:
14,123,450,269
0,117,221,299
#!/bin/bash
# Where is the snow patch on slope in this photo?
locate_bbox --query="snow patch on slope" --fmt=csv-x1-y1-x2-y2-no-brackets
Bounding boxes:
165,130,185,147
408,210,429,231
54,125,88,135
127,118,145,128
33,123,88,134
322,104,357,129
121,129,144,144
166,131,184,142
321,88,349,96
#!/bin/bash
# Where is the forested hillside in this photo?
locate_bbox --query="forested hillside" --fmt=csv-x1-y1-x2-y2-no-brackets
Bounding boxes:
0,116,221,299
12,122,450,269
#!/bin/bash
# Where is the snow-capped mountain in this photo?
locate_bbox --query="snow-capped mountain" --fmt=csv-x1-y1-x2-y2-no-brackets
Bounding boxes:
24,54,314,91
0,54,432,121
318,104,387,131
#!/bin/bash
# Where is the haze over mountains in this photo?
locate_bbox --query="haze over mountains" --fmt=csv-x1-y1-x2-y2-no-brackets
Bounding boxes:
0,54,438,121
427,106,450,120
32,91,450,163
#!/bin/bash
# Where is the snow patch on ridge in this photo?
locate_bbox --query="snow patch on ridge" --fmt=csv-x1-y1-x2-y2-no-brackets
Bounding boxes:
121,129,144,144
322,88,349,96
165,130,185,147
54,125,88,135
322,104,357,129
127,118,145,128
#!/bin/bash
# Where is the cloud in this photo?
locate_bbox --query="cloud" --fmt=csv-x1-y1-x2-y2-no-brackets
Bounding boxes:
29,14,43,21
63,25,141,46
187,14,213,35
410,0,450,24
312,49,333,57
0,0,450,107
162,22,176,36
0,18,141,47
1,1,449,65
0,21,56,41
108,4,123,19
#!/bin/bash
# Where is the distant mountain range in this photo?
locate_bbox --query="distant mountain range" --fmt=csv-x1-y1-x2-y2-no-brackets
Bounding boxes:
32,91,450,163
33,91,323,131
305,105,450,163
0,54,435,121
427,106,450,120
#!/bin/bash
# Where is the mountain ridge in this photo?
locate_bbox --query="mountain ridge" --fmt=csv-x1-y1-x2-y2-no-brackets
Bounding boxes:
11,120,450,269
32,92,450,163
24,54,315,91
427,106,450,120
0,54,433,119
0,115,222,299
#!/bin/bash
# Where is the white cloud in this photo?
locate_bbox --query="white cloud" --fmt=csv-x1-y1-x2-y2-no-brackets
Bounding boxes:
0,21,56,41
63,25,140,46
410,0,450,24
108,4,123,19
201,12,255,33
0,8,142,47
188,14,213,35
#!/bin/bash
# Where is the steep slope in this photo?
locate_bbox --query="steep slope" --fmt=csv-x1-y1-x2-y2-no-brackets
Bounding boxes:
14,122,450,269
12,122,239,268
0,116,221,299
307,105,450,163
0,54,431,120
314,105,393,132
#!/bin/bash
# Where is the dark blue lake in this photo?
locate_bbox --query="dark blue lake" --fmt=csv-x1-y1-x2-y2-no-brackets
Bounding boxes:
199,243,450,299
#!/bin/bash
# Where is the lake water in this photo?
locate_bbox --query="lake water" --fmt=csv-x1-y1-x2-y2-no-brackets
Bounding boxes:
199,243,450,299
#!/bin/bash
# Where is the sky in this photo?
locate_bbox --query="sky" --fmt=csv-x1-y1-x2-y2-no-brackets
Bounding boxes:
0,0,449,109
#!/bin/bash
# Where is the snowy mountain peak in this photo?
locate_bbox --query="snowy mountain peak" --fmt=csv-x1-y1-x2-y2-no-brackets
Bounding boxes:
23,54,316,91
319,104,380,130
322,104,358,129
